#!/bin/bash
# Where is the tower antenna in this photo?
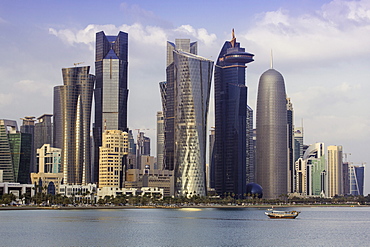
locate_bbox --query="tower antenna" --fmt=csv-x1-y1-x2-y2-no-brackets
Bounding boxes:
270,49,273,69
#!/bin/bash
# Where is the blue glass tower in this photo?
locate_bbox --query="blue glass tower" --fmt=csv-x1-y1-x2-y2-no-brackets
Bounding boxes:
214,30,254,198
93,31,128,183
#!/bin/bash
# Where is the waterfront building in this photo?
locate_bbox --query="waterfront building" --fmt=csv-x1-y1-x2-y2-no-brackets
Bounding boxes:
98,130,128,188
214,30,254,198
53,66,95,185
30,144,63,194
160,39,213,197
93,31,129,184
156,111,165,170
256,67,288,199
59,183,97,202
327,145,343,197
0,182,35,202
348,164,364,196
125,168,174,197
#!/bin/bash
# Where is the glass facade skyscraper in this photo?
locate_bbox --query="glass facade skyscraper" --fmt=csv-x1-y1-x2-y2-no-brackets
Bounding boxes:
214,31,254,198
93,31,128,183
161,39,213,197
256,68,288,199
54,66,95,185
161,40,197,171
0,119,32,183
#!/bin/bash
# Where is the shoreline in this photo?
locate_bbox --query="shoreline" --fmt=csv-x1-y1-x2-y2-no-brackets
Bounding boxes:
0,204,367,210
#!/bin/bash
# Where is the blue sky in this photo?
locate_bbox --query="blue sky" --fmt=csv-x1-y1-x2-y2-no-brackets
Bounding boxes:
1,0,369,193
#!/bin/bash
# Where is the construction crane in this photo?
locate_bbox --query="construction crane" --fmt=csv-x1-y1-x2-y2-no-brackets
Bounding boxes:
73,62,84,67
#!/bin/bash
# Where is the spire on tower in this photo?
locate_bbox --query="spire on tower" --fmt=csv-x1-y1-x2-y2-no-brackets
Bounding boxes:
230,28,236,48
270,49,274,69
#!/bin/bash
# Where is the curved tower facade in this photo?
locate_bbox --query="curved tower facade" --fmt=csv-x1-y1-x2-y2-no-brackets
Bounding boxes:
55,66,95,185
256,68,287,199
214,31,254,198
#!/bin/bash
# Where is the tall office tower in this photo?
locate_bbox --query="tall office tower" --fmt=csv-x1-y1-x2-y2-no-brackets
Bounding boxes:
160,39,213,197
246,105,255,184
34,114,53,150
156,111,165,170
348,164,364,196
327,145,343,197
214,31,254,198
209,128,215,189
294,127,304,162
54,66,95,185
93,31,128,183
256,67,288,199
286,98,294,193
0,119,32,183
20,116,36,173
295,142,326,197
99,130,128,188
136,132,150,169
161,40,197,171
342,162,350,195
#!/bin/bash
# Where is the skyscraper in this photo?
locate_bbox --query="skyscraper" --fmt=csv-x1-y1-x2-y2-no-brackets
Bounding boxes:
98,130,128,188
327,145,343,197
286,98,294,193
256,67,288,199
161,39,213,197
34,114,53,150
161,40,197,171
20,116,36,173
0,119,32,183
214,30,254,198
348,164,364,196
156,111,165,170
53,66,95,185
93,31,128,183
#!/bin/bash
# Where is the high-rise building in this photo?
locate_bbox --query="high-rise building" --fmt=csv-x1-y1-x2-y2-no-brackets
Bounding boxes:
327,145,343,197
161,40,197,171
208,128,215,189
348,164,364,196
136,132,150,169
20,116,36,173
156,111,165,170
99,130,128,188
34,114,53,150
295,142,326,197
246,105,255,184
93,31,128,183
0,119,32,183
294,127,304,162
161,39,213,197
53,66,95,185
286,98,294,193
214,31,254,198
256,67,288,199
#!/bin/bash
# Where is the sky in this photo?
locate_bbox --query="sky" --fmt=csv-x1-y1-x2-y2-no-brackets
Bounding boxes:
1,0,369,193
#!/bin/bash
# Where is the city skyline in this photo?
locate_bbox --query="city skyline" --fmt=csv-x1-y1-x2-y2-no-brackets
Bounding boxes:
0,0,369,193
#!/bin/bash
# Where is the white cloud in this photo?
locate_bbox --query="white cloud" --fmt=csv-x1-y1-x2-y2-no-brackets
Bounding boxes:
14,79,52,97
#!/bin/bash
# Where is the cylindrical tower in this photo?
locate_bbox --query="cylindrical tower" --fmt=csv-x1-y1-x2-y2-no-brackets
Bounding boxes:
256,68,287,199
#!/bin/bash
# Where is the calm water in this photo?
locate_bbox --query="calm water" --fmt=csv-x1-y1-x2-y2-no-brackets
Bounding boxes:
1,206,369,246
